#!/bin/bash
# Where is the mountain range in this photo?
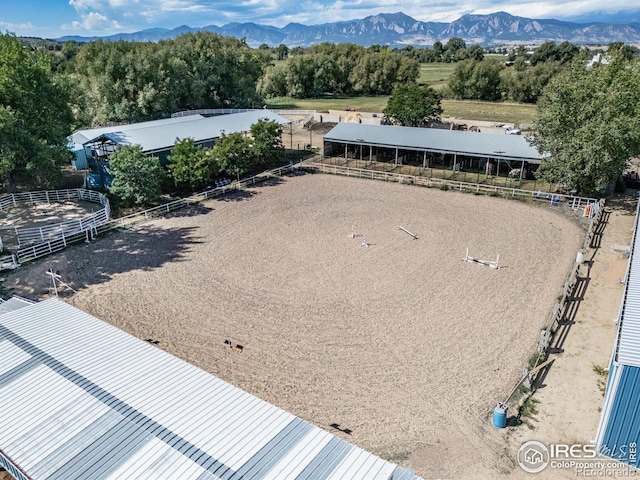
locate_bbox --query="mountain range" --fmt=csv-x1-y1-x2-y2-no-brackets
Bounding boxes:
57,11,640,48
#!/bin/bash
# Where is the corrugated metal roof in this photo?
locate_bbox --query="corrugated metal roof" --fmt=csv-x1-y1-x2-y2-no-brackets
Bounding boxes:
68,115,205,147
615,197,640,367
72,111,291,154
0,299,421,480
324,123,544,162
0,297,33,316
596,363,640,468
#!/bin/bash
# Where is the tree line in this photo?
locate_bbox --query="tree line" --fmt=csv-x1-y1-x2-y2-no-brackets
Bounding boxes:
259,43,420,97
3,29,640,198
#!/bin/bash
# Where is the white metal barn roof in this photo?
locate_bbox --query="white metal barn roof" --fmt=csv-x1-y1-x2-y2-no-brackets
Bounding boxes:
614,200,640,368
68,115,205,147
324,123,545,162
0,297,33,315
71,111,291,155
0,299,421,480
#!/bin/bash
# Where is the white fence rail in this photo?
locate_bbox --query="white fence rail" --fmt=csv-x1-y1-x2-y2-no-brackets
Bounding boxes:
0,162,604,274
171,108,316,118
0,189,110,249
301,161,599,212
3,165,294,270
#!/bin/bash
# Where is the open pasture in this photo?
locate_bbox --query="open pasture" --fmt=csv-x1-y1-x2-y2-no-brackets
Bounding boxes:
4,173,583,478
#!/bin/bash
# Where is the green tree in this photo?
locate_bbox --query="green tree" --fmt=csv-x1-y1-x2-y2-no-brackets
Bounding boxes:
466,44,485,62
209,132,252,181
530,41,579,66
167,138,218,189
431,41,444,61
109,145,166,206
607,42,636,61
250,119,284,166
502,61,563,103
258,63,289,98
0,33,74,189
274,44,289,60
443,37,467,62
449,59,503,101
72,32,264,125
383,85,443,127
530,59,640,195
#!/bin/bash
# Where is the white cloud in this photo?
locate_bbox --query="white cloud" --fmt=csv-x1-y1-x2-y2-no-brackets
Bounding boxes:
68,0,106,12
53,0,640,36
0,21,37,34
64,11,122,31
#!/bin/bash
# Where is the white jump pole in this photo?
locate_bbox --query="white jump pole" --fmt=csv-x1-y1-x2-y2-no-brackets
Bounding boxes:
361,234,369,247
464,247,499,269
349,224,355,239
398,225,418,239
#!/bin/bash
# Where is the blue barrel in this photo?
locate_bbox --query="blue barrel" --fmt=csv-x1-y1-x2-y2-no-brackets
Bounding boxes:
493,403,507,428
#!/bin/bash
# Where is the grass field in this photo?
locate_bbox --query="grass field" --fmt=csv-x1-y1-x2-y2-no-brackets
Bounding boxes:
268,96,537,125
266,61,538,125
417,63,457,91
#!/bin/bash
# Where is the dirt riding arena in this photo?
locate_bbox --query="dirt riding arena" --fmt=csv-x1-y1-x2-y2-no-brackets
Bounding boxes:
3,173,584,478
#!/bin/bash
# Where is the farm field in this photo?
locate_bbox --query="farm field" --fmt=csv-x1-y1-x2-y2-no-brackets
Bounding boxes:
3,173,584,478
417,62,457,91
268,96,537,125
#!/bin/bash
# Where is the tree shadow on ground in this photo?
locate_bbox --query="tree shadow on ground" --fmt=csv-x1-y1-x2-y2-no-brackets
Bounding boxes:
164,203,213,218
214,176,285,202
2,223,205,299
532,195,630,391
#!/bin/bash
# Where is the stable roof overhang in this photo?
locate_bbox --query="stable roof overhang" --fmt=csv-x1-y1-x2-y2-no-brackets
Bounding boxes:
324,123,546,163
79,111,291,155
0,299,421,480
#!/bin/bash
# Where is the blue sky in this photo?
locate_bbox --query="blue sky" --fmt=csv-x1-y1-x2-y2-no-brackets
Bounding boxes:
2,0,640,39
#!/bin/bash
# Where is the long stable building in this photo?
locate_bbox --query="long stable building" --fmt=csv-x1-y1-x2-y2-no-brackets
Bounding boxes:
67,111,291,189
323,123,545,179
68,111,291,168
0,298,421,480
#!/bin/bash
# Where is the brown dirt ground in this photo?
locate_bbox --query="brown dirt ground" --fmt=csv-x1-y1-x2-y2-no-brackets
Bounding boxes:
0,200,102,251
280,115,335,152
3,173,586,479
502,193,638,480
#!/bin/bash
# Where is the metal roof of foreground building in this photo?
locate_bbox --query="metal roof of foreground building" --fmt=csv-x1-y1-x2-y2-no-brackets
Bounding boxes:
324,122,545,162
0,299,421,480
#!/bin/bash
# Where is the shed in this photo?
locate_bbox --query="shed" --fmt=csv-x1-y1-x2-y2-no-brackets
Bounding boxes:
0,299,421,480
